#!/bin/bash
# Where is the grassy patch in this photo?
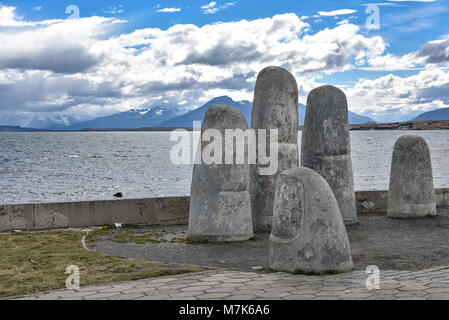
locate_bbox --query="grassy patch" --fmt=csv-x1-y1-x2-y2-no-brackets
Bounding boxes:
87,227,189,244
0,230,202,298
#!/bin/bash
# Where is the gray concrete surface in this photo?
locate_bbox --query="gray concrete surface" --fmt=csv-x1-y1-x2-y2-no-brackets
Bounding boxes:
89,208,449,272
13,267,449,300
0,197,189,232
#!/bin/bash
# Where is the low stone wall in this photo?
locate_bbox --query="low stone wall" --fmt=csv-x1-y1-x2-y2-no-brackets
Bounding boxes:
1,188,448,232
355,188,449,214
0,197,189,232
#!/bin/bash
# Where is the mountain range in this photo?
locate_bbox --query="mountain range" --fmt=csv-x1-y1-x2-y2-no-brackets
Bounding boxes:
159,96,376,127
0,126,48,132
25,96,376,130
411,107,449,122
65,106,180,130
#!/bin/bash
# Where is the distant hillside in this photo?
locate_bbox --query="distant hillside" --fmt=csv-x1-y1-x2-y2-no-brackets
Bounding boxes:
298,104,375,125
162,97,376,127
159,96,252,127
66,106,180,130
411,107,449,121
0,126,48,132
22,96,376,131
348,111,376,125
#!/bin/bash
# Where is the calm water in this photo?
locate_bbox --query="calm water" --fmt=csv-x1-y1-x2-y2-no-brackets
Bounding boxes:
0,131,448,204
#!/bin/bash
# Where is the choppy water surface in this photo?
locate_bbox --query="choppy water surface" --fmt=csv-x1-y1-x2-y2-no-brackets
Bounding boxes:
0,131,448,204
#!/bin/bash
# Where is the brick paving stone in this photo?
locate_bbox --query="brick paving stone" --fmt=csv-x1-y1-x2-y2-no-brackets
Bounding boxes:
84,292,123,299
424,293,449,300
283,295,316,300
223,295,258,300
107,293,145,300
192,281,221,286
179,286,211,292
425,287,449,293
204,287,237,293
396,297,427,300
135,295,172,300
170,291,203,298
340,292,374,299
196,293,233,299
254,292,290,298
10,267,449,300
121,287,157,294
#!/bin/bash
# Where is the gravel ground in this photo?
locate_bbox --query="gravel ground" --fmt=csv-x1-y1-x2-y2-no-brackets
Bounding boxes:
89,208,449,272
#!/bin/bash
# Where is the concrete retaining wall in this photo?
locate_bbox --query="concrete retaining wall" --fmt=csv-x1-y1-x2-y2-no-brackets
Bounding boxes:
0,197,189,232
1,188,448,232
355,188,449,214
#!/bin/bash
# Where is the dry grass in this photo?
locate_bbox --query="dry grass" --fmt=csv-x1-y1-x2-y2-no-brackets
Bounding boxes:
87,226,189,244
0,230,202,298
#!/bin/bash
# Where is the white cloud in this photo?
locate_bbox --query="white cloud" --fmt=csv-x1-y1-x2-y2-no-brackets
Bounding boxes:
357,34,449,71
157,7,181,13
0,15,124,73
0,8,390,123
347,69,449,122
201,1,236,14
34,6,42,12
317,9,357,16
337,19,350,25
202,2,217,9
0,5,69,27
103,5,124,14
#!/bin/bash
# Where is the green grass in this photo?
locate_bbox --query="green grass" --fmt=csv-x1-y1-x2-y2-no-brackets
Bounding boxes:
0,230,202,298
87,227,189,244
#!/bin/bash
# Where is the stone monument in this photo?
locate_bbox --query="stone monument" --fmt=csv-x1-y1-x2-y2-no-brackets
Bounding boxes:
250,66,299,231
301,85,357,224
188,104,254,242
269,167,353,274
387,135,437,218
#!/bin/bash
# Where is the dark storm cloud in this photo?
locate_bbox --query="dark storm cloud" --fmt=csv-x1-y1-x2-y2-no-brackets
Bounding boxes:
180,43,263,66
0,46,100,74
416,40,449,64
0,73,125,113
417,83,449,103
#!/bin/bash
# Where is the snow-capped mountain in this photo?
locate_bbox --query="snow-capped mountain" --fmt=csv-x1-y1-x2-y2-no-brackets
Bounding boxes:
64,106,180,130
161,96,376,127
26,96,376,130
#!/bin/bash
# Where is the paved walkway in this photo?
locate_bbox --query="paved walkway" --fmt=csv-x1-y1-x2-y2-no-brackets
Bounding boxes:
12,266,449,300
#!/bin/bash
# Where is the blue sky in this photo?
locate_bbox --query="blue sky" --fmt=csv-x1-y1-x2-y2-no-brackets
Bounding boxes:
1,0,449,124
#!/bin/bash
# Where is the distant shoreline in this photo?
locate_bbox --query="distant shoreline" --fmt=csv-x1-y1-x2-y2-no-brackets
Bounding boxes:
1,120,449,132
347,119,449,131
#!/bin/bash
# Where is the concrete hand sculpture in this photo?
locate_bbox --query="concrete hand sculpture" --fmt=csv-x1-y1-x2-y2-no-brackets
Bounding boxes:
387,135,437,218
189,104,254,242
269,167,353,274
301,85,357,225
250,66,299,231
